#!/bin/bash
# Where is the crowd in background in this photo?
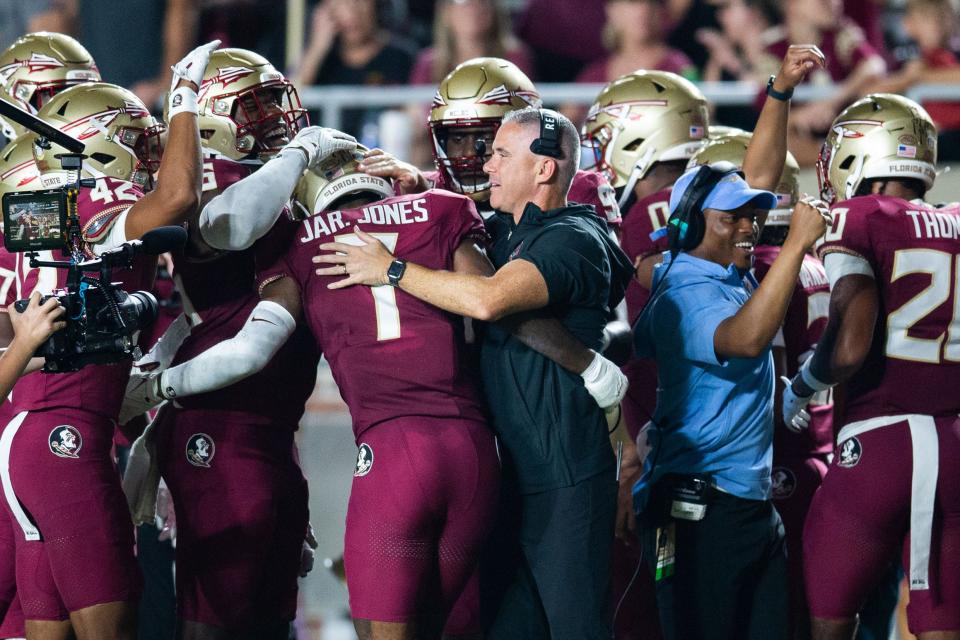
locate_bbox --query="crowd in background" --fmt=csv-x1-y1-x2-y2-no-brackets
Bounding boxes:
7,0,959,163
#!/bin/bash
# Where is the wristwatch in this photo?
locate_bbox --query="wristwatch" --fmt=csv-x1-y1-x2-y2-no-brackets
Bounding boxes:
766,75,794,102
387,259,407,287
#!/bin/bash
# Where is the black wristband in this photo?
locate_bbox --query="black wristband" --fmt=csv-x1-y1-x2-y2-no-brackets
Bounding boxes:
766,75,794,102
387,259,407,287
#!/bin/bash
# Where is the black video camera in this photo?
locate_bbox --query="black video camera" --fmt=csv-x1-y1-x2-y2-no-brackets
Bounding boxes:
0,95,187,372
12,226,186,372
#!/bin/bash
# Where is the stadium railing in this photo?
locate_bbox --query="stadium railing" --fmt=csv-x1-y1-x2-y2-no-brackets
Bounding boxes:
298,82,960,130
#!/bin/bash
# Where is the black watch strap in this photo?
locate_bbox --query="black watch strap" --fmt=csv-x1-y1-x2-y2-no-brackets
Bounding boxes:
387,259,407,287
766,75,794,101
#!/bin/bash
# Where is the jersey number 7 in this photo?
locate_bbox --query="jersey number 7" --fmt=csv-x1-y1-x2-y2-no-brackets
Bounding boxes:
333,232,401,341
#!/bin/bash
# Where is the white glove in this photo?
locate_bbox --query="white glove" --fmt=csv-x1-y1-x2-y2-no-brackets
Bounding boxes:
299,524,318,577
119,371,166,426
581,351,628,410
122,409,163,525
285,126,357,170
780,375,812,433
170,40,221,91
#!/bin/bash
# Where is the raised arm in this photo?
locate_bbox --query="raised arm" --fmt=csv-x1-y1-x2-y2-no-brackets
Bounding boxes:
120,277,303,422
123,42,221,240
742,45,825,191
199,128,357,250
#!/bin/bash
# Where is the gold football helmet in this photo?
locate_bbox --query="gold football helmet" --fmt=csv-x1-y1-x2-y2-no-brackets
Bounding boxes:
581,70,709,205
0,32,100,139
30,83,164,190
291,145,394,219
197,48,307,161
0,135,42,202
689,132,799,226
429,57,542,201
817,93,937,203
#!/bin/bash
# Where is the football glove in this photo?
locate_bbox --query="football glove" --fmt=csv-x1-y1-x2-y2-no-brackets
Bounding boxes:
284,126,357,170
119,371,166,426
780,375,812,433
581,351,629,410
170,40,221,91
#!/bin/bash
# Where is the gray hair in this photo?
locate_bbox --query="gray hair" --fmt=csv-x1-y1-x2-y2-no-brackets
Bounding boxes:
503,107,580,194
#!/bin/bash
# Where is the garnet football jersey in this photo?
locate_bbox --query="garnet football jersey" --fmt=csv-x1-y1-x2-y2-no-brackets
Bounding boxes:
619,188,671,439
257,189,488,439
12,177,155,418
754,245,834,455
817,195,960,422
169,156,318,428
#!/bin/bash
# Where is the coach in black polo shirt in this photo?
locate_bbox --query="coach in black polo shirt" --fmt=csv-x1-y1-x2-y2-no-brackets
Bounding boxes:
316,107,632,639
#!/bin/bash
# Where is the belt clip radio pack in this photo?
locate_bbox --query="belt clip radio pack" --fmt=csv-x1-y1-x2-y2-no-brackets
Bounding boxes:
669,474,710,521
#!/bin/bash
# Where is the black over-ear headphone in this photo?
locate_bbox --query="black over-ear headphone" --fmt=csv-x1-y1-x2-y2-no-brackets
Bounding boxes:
529,109,563,159
666,161,743,256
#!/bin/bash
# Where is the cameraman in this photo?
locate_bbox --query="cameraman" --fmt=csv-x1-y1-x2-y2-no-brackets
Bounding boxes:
0,42,217,640
632,165,830,638
0,292,65,397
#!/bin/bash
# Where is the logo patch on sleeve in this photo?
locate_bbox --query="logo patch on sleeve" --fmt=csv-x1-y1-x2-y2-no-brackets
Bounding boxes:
770,467,797,500
354,443,374,477
186,433,215,468
49,425,82,458
837,437,862,468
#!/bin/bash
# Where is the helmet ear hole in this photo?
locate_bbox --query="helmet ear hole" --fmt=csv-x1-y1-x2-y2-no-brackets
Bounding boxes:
56,101,69,116
90,152,115,165
838,155,855,170
623,138,644,152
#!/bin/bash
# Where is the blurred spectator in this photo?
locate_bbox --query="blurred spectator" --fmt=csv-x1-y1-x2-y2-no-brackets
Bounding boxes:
0,0,75,50
406,0,532,167
80,0,165,91
199,0,288,71
127,0,197,111
294,0,416,139
773,0,886,164
664,0,720,71
409,0,532,85
873,0,960,160
843,0,886,58
576,0,697,83
514,0,607,81
697,0,783,129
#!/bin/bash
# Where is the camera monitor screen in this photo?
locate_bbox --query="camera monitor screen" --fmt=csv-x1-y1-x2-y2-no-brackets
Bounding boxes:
2,189,67,252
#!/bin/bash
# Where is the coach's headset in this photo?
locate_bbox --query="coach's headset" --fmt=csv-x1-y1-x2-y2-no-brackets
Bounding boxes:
666,160,743,256
529,109,563,159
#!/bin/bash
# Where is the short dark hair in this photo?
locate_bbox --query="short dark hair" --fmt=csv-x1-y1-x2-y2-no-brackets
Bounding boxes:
503,107,580,194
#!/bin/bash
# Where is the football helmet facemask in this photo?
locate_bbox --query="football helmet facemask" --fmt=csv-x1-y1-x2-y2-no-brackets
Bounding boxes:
429,57,542,202
292,144,395,219
197,48,307,162
31,82,164,190
0,32,100,139
817,93,937,204
581,70,709,207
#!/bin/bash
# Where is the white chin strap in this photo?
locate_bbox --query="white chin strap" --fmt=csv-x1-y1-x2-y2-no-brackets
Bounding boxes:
617,146,656,209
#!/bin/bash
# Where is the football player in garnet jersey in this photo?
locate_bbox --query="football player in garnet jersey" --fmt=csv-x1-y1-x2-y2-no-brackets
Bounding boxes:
782,94,960,640
359,57,622,229
0,32,101,147
688,132,833,636
119,48,355,640
0,41,216,640
123,138,628,639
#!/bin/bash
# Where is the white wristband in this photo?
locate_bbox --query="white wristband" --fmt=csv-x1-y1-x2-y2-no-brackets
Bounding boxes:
798,356,832,393
167,86,198,119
